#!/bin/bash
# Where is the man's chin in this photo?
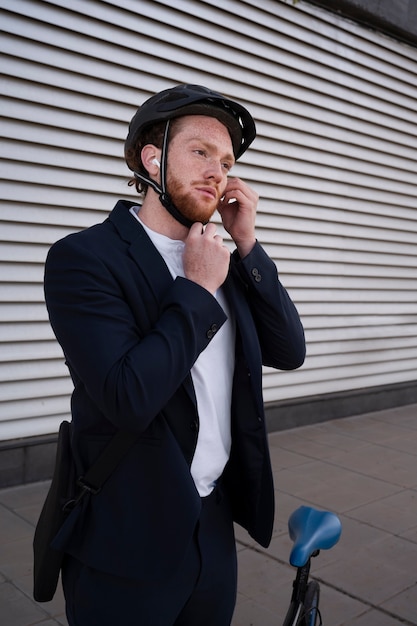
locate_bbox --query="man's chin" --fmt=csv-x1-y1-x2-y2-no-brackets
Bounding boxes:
168,188,218,225
180,206,217,225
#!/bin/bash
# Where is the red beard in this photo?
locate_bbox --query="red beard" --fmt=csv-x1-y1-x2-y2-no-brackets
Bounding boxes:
167,175,220,225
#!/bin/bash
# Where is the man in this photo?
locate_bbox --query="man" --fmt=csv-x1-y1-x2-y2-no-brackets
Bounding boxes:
44,84,305,625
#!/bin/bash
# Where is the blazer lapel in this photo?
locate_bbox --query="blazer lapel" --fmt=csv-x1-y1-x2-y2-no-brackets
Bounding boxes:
109,200,173,303
108,200,197,405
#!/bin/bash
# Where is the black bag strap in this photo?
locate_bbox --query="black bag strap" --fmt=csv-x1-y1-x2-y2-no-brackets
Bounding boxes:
82,430,135,492
65,429,136,511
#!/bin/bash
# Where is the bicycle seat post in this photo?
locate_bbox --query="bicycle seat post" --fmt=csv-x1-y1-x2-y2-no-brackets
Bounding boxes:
291,558,311,605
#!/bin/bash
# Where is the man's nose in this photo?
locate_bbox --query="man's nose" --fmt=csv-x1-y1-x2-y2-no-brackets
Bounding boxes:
205,159,223,182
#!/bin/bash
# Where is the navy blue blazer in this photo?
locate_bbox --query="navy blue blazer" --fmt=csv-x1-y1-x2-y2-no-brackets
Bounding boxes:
44,200,305,582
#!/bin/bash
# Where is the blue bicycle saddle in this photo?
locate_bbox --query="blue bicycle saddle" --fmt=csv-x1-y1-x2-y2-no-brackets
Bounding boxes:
288,506,342,567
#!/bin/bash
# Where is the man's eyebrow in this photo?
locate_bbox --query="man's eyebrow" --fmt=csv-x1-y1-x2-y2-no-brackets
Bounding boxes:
187,137,235,163
223,151,235,163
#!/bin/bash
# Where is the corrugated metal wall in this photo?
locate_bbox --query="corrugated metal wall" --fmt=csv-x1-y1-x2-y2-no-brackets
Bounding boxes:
1,0,417,440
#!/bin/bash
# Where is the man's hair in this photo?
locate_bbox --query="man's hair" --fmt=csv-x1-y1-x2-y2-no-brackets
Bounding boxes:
127,118,182,195
127,120,165,195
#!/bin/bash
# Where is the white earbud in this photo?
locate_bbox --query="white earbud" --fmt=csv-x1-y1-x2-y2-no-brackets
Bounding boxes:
152,158,160,168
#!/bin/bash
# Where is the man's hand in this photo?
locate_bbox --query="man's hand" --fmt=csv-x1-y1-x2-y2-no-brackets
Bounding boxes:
183,222,230,294
217,177,258,258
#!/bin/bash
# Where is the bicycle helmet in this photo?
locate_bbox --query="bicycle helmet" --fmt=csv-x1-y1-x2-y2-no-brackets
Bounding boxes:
124,84,256,227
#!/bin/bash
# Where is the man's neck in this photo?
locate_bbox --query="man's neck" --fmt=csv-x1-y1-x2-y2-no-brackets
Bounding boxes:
139,192,190,241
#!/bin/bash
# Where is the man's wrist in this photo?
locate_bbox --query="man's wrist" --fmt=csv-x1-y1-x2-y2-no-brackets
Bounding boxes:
236,238,256,259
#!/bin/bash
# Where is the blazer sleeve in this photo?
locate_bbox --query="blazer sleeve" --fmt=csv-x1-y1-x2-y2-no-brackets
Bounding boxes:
44,233,227,432
231,241,305,370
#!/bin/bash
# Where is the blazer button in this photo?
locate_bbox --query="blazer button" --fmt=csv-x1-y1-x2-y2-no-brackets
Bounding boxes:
206,323,218,339
190,420,198,431
251,268,262,282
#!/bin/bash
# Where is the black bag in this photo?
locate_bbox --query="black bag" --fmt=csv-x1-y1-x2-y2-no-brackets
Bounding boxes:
33,420,76,602
33,420,136,602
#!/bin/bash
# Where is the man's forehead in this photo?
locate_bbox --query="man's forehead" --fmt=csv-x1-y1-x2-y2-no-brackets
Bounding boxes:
174,115,235,156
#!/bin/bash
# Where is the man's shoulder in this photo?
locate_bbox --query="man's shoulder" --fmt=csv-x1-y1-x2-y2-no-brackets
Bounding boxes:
50,199,140,251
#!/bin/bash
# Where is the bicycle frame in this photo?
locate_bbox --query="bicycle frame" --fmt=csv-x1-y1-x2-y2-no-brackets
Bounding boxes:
281,506,342,626
282,555,316,626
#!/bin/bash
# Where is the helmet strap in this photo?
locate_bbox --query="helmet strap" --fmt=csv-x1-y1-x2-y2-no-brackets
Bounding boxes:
134,119,193,229
159,120,194,228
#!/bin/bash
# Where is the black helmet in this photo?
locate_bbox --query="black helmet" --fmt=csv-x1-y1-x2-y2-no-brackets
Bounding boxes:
124,84,256,228
125,84,256,170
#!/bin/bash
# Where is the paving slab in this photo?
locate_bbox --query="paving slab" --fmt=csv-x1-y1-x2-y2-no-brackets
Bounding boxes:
0,404,416,625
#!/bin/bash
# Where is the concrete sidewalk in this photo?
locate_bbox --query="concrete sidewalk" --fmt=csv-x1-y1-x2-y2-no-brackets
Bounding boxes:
1,403,417,625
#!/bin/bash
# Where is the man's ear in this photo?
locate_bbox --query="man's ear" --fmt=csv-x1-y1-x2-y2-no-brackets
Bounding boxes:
141,144,161,176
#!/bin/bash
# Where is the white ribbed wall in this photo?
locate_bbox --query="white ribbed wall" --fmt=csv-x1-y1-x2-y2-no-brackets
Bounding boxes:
1,0,417,439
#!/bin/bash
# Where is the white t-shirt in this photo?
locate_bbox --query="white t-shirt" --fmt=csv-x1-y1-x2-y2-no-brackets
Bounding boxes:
130,207,235,496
